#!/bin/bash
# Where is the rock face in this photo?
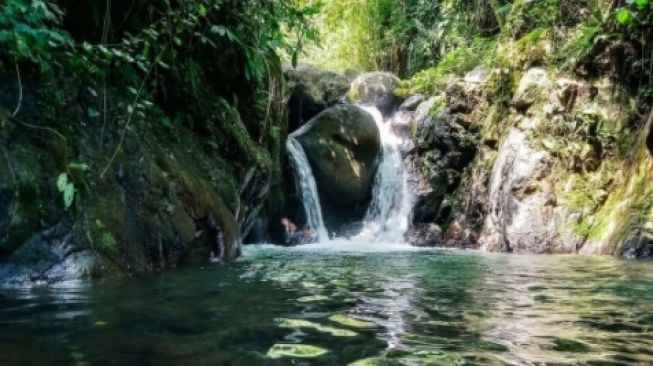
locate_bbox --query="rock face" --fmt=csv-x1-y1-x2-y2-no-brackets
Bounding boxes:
0,74,279,285
348,72,401,115
404,63,653,257
294,105,381,228
285,64,352,131
404,81,480,247
479,129,572,253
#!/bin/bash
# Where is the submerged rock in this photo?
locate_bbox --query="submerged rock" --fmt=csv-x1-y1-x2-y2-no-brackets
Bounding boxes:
294,105,381,229
348,72,401,116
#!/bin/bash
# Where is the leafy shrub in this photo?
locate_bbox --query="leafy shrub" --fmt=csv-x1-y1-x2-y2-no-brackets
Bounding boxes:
0,0,72,71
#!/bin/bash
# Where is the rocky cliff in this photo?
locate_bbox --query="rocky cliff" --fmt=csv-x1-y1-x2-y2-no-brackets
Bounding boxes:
402,66,652,257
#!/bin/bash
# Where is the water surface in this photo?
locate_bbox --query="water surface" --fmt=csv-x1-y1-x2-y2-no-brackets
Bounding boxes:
1,243,652,365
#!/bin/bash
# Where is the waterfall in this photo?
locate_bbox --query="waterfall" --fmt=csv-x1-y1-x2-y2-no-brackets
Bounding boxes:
286,136,329,241
357,106,413,242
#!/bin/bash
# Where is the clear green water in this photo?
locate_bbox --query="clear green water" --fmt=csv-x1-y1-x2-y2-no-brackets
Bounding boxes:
1,243,653,365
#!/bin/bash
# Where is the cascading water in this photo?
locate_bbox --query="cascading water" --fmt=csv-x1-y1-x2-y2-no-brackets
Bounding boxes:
356,106,413,242
285,105,412,245
286,136,329,241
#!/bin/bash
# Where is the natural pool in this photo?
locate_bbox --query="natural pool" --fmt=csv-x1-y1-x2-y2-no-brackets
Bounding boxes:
1,241,652,365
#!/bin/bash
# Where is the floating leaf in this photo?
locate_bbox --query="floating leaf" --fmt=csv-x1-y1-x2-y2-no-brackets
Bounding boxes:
63,182,75,209
57,173,68,192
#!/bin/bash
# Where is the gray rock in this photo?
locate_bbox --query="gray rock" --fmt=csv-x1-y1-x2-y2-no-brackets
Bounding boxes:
399,94,425,111
512,68,551,111
479,129,580,254
348,72,401,115
464,66,489,84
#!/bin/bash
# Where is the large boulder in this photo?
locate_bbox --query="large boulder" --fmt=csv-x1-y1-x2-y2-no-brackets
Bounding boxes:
285,64,352,131
348,72,401,116
293,105,381,228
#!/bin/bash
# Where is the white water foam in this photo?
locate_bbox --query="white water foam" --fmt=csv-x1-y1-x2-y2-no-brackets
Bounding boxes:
354,106,413,243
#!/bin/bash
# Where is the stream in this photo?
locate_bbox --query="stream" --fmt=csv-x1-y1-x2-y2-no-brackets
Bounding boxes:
1,243,652,365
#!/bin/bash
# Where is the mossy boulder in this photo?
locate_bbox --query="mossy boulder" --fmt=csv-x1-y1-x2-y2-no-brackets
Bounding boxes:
285,63,352,132
294,105,381,228
348,72,401,116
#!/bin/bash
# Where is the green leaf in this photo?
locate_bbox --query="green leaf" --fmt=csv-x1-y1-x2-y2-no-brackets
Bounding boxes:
63,182,75,209
634,0,649,8
57,173,68,192
198,4,207,17
616,8,633,25
68,162,89,171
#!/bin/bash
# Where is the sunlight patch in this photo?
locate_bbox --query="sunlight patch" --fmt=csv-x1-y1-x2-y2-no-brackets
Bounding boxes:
276,318,358,337
297,294,330,302
266,343,329,359
329,314,377,329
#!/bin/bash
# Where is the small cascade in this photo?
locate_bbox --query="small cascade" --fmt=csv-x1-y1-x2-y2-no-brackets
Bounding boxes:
357,106,413,242
286,136,329,241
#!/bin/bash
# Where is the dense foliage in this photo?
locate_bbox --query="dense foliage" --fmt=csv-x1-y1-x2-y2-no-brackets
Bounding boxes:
0,0,320,177
303,0,653,101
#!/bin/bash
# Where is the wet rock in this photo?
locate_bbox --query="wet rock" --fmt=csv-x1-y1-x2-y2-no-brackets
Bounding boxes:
348,72,401,116
407,223,442,247
285,64,351,131
294,105,381,228
405,89,479,240
621,228,653,259
399,94,425,111
0,78,274,285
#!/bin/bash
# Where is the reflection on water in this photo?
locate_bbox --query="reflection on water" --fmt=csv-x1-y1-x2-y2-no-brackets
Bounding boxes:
1,245,652,365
